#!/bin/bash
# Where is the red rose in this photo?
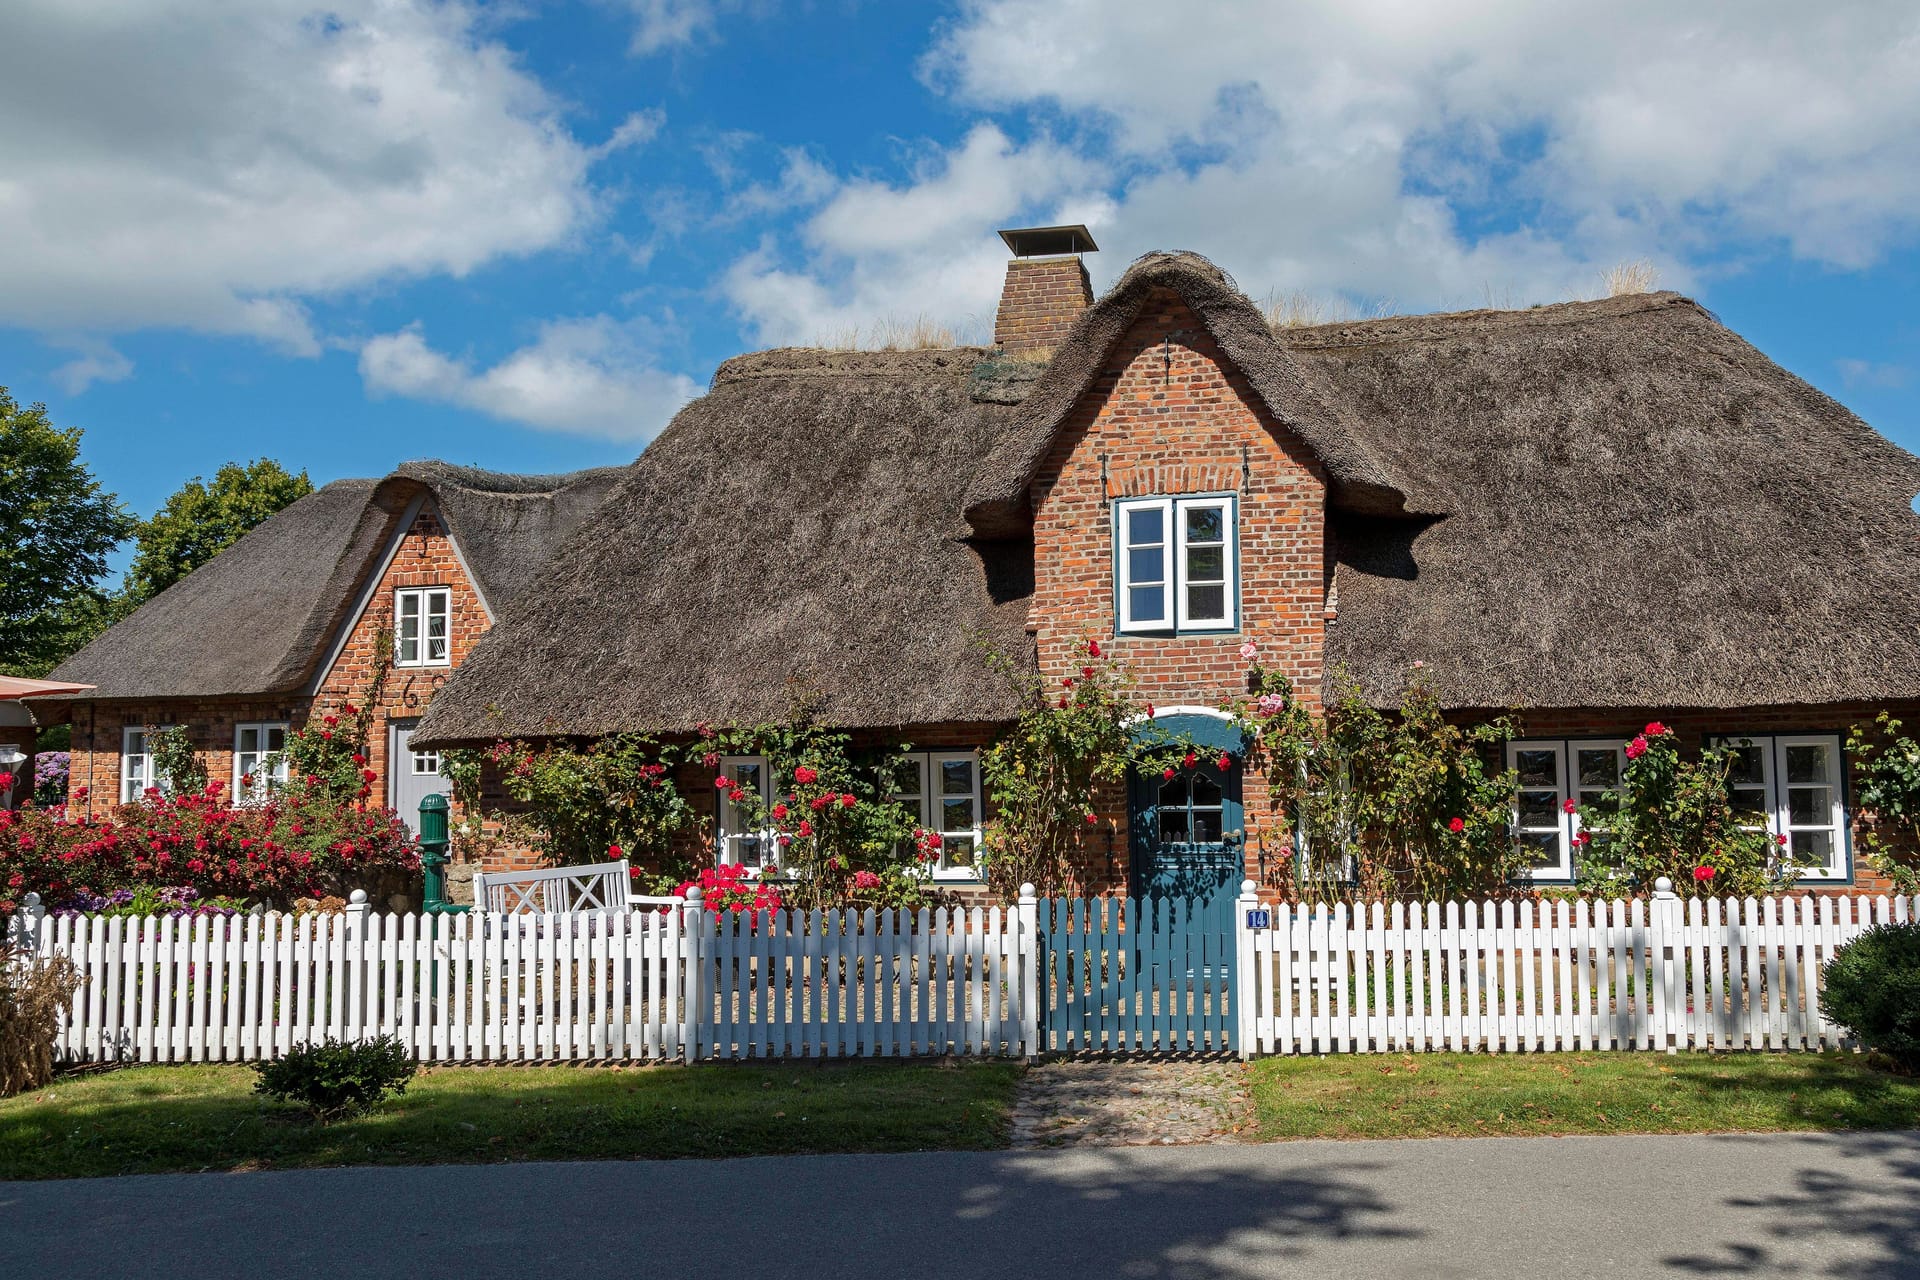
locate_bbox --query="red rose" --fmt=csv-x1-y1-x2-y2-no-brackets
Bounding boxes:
1563,798,1577,814
1776,834,1788,847
1216,752,1232,772
810,795,830,812
794,766,818,785
1081,666,1095,680
1083,812,1097,825
1693,865,1716,882
608,844,624,859
352,753,367,766
1447,817,1465,833
1058,696,1069,709
1183,752,1197,769
772,803,789,820
1145,703,1155,718
1645,721,1669,737
1625,735,1648,760
839,793,856,809
1087,639,1102,658
1163,767,1176,780
1062,676,1074,688
797,820,813,837
715,775,731,789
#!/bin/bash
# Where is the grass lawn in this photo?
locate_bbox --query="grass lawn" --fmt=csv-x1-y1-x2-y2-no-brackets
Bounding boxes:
1250,1050,1920,1141
0,1059,1022,1181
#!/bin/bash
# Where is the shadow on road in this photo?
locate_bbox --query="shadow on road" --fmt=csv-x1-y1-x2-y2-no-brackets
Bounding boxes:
1661,1131,1920,1278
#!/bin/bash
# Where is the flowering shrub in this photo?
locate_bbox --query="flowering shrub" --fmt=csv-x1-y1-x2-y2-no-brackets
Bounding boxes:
1573,722,1803,898
671,863,784,917
269,702,380,803
31,753,67,809
146,724,207,796
472,734,699,872
0,782,417,912
54,884,246,918
1231,660,1527,904
977,639,1196,898
1846,714,1920,894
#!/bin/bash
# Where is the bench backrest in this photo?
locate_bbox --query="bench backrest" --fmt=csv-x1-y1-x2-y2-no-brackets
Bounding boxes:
473,860,634,914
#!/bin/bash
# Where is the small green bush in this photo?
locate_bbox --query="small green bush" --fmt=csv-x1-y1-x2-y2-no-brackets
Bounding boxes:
1822,923,1920,1071
253,1035,417,1121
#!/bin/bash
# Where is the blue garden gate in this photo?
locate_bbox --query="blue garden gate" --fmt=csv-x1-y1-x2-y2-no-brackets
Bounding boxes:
1037,892,1238,1053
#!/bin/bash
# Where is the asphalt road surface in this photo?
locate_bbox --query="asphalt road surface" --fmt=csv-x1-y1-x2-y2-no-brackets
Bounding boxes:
7,1129,1918,1279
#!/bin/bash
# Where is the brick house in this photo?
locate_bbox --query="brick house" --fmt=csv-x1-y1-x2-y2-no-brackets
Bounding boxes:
41,462,622,863
411,230,1920,901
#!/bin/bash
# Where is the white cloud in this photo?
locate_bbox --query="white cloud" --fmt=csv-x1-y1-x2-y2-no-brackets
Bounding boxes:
48,338,134,395
0,0,612,349
927,0,1920,275
1837,358,1912,391
722,124,1109,345
359,317,699,442
591,108,668,159
620,0,743,54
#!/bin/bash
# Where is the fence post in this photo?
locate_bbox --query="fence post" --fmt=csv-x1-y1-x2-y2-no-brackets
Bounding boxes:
8,891,45,952
1016,883,1039,1059
1651,876,1680,1053
345,889,370,1042
681,887,705,1065
1236,879,1259,1060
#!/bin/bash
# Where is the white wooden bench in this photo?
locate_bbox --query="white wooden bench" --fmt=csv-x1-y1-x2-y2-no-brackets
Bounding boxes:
471,860,681,914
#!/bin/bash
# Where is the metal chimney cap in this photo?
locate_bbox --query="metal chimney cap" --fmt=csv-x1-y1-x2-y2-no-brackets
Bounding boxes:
998,225,1099,258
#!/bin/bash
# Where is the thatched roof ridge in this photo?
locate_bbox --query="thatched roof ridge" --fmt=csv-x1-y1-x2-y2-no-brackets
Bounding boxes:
50,463,622,701
963,251,1408,535
412,348,1036,745
1301,291,1920,709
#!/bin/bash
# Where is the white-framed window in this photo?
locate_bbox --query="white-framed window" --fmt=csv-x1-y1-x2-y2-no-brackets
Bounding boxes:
1505,738,1629,882
121,726,154,802
1717,734,1849,881
1114,495,1237,634
892,750,983,879
410,743,442,777
716,756,778,875
233,722,289,801
394,586,451,667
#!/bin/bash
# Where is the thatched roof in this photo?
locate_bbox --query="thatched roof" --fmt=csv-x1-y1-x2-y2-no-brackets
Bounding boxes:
418,257,1920,743
50,462,624,700
1294,291,1920,709
963,251,1407,536
411,349,1036,744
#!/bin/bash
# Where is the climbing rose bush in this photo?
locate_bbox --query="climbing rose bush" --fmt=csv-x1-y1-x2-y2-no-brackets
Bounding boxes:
671,863,783,917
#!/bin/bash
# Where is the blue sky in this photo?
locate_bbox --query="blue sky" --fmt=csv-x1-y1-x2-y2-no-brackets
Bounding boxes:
3,0,1918,562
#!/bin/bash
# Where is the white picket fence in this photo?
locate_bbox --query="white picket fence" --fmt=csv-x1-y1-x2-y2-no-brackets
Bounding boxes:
2,887,1041,1065
1233,881,1918,1057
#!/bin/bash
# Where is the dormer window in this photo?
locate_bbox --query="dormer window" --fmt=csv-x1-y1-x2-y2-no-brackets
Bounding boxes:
1114,495,1238,634
395,587,451,667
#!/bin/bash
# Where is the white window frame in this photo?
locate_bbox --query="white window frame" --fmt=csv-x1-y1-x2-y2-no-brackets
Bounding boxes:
121,726,154,802
1567,738,1629,846
1174,496,1237,631
1507,739,1573,882
1115,497,1173,633
394,586,452,668
1717,734,1849,882
233,722,290,802
892,750,984,881
1115,495,1238,635
716,755,779,876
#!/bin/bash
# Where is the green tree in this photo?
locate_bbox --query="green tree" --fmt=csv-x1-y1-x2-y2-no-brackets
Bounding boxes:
122,459,311,606
0,390,133,676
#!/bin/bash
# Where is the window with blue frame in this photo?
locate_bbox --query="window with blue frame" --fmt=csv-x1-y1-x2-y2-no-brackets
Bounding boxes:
1114,495,1237,634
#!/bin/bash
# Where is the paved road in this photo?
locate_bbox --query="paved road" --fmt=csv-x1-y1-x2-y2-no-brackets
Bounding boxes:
6,1130,1918,1278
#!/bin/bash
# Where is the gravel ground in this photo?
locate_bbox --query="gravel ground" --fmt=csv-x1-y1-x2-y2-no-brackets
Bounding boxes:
1009,1058,1254,1146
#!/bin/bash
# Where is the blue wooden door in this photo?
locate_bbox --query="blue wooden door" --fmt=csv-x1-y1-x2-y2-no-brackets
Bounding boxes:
1130,761,1244,911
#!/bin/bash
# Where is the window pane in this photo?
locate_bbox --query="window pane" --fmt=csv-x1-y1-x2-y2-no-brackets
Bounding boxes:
892,758,923,797
1790,830,1834,864
1191,774,1222,806
265,727,286,753
1186,584,1226,620
940,798,975,831
1186,546,1224,581
1127,506,1163,546
1517,789,1561,828
1787,785,1830,828
1514,750,1558,789
943,836,976,869
1129,586,1166,622
1724,745,1765,787
1784,744,1832,785
1730,785,1770,825
1127,546,1164,585
1519,830,1561,868
731,762,763,796
1576,750,1619,789
1158,775,1188,807
1158,809,1190,842
1578,790,1619,816
939,759,975,795
238,727,259,755
1184,506,1223,543
1192,809,1223,843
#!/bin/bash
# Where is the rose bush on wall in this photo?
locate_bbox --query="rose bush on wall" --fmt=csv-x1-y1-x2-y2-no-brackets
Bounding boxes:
1230,658,1527,904
1846,714,1920,894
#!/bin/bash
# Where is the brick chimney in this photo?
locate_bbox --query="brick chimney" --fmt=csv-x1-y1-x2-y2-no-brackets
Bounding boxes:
993,225,1098,355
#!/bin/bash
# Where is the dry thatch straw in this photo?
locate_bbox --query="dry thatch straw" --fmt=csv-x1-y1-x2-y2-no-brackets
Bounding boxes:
1,948,81,1097
1604,259,1660,297
1266,290,1400,331
808,314,959,351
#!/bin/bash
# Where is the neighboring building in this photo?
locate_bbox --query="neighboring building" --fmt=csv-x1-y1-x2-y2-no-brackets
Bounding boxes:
413,232,1920,899
45,462,623,836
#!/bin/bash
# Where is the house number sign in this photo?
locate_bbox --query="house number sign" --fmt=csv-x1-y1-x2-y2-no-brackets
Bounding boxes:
1245,908,1272,930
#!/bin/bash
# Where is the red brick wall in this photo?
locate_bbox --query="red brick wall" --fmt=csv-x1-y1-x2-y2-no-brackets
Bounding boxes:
66,696,307,818
994,257,1094,354
1027,288,1331,894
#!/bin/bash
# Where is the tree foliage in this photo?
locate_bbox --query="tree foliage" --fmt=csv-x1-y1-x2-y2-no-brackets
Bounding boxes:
0,389,133,676
122,458,311,606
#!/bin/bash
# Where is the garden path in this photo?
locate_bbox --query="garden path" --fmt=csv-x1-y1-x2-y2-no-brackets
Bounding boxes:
1009,1058,1254,1147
